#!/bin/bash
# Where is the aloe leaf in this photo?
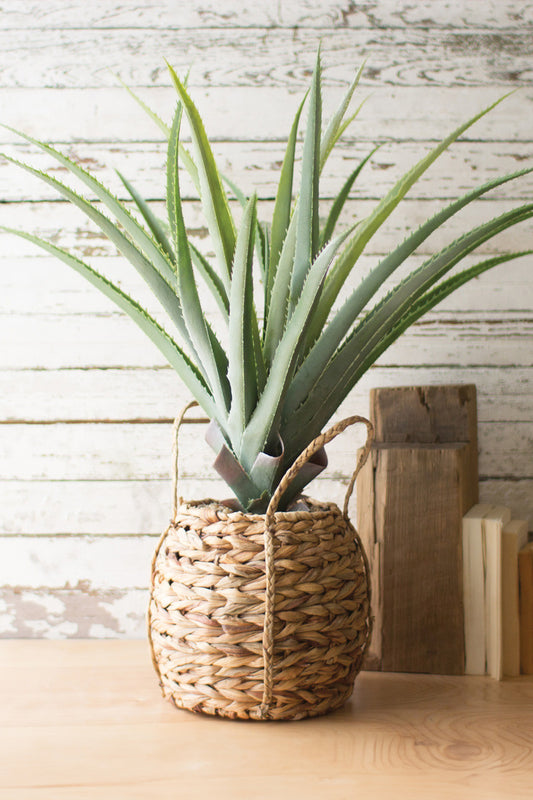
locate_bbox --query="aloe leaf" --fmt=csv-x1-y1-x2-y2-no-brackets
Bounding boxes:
313,92,516,332
288,250,533,461
117,169,176,264
252,321,267,395
320,61,365,171
167,104,231,414
355,249,533,377
117,74,201,193
227,194,258,450
1,154,198,348
189,241,230,318
325,98,367,159
286,166,533,416
222,172,269,279
264,58,364,352
1,125,178,288
259,220,270,290
320,145,380,248
263,215,297,365
264,61,363,347
1,226,219,422
167,63,236,281
116,75,171,138
289,49,322,309
217,172,268,379
240,227,354,470
268,92,307,284
286,203,533,448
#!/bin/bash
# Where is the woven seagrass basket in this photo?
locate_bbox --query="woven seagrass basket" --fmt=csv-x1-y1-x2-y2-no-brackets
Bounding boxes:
148,402,374,721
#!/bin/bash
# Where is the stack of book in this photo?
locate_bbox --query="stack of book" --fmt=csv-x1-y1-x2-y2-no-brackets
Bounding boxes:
462,504,532,678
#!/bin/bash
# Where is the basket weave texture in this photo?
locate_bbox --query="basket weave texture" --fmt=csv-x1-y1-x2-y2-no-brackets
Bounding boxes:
148,406,373,721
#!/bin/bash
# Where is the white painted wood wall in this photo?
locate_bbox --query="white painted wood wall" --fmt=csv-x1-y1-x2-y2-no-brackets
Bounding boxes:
1,0,532,637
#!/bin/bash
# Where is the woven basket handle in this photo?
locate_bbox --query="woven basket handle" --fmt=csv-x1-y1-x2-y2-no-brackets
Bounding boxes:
265,415,374,524
171,400,209,521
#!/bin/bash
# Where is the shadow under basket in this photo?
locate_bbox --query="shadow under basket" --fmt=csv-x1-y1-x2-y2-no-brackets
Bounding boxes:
148,405,374,721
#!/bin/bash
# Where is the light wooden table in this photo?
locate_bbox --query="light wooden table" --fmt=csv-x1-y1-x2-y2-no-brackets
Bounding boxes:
1,641,532,799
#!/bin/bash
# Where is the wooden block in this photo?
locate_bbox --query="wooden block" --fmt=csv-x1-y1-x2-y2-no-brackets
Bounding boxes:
357,442,475,675
519,542,533,674
370,384,479,509
502,519,528,677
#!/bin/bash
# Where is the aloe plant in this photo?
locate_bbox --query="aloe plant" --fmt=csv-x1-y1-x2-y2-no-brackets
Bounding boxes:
2,52,532,511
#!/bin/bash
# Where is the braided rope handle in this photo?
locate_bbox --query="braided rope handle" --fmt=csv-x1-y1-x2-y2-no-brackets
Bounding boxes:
170,400,209,522
260,415,374,717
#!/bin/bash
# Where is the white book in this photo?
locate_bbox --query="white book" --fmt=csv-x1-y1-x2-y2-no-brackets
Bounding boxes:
463,504,493,674
502,519,529,677
484,506,512,680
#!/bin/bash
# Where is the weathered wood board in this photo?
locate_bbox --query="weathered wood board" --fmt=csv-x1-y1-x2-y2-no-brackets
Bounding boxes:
358,443,474,674
357,385,480,673
370,384,480,507
0,0,531,637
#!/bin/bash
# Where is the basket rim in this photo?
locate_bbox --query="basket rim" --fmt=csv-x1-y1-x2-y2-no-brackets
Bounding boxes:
174,495,345,523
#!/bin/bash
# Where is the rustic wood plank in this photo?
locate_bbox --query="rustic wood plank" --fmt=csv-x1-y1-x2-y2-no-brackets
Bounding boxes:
1,366,532,423
370,384,478,445
2,1,532,30
2,140,532,202
1,419,531,480
1,87,531,142
1,476,531,536
0,535,155,590
370,384,479,508
3,253,532,318
2,198,530,258
1,641,532,800
0,29,531,89
3,311,531,369
358,443,474,673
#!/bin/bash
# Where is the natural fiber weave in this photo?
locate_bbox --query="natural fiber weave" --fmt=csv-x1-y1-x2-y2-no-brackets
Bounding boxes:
148,405,373,721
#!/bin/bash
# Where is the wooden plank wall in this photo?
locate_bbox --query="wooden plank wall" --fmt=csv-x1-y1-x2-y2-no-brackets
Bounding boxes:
0,0,532,637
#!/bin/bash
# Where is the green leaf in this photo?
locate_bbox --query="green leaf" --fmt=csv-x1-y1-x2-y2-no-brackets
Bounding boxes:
353,250,533,379
320,145,380,248
263,216,297,366
1,226,219,422
1,125,178,288
268,92,307,285
116,75,171,138
116,73,201,193
313,91,516,332
227,194,258,451
166,104,231,414
292,250,533,456
189,241,230,318
1,153,195,347
290,49,322,309
320,61,365,171
240,227,354,470
117,170,176,264
222,172,269,280
286,166,533,417
285,203,533,453
167,63,236,281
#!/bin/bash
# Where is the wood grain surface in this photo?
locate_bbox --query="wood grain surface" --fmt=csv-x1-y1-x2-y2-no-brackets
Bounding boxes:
0,641,532,799
0,0,531,637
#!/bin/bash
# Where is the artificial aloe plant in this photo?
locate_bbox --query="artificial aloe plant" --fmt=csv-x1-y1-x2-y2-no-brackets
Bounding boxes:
2,52,532,511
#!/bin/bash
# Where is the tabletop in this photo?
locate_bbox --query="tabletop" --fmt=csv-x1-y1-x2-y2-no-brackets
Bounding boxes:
1,640,532,799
